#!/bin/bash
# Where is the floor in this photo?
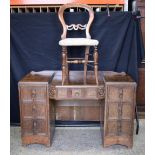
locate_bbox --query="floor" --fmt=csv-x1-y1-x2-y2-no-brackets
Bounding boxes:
10,119,145,155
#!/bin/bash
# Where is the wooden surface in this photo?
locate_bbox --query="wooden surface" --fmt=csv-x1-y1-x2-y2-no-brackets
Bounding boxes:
18,70,136,147
10,0,124,5
18,72,55,146
102,73,136,148
19,71,144,123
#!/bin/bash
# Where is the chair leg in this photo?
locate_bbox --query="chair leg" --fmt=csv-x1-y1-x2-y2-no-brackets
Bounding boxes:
62,46,67,85
84,46,90,84
94,46,99,85
65,47,69,84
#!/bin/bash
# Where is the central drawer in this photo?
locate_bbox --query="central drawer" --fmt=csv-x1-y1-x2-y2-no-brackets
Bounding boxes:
49,86,105,100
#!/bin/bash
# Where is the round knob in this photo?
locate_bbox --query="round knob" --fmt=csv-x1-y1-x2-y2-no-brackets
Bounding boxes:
75,92,79,97
31,89,36,98
32,105,36,111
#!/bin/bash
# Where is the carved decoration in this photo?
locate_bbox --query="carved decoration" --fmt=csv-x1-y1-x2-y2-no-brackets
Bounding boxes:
67,24,87,30
98,87,105,98
49,86,56,98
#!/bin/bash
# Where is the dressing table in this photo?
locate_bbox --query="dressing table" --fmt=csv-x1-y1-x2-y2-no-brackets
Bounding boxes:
18,70,136,148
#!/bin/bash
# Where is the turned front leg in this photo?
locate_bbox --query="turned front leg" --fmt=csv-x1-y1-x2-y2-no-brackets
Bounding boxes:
84,46,90,84
62,46,68,85
94,46,99,85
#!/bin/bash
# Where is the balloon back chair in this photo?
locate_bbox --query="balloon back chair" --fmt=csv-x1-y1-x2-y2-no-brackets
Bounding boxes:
58,3,99,85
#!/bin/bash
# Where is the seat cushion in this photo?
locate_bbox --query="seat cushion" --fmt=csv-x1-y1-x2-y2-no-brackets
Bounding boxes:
59,38,99,46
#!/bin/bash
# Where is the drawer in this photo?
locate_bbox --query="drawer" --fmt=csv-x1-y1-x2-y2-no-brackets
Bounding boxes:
56,87,84,99
21,103,47,119
107,85,134,102
20,86,47,102
107,103,119,119
106,121,118,136
22,119,48,136
107,103,133,120
49,86,104,99
121,120,133,136
122,104,133,119
105,120,133,136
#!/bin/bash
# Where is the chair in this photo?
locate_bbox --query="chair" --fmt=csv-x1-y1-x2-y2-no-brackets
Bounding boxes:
58,3,99,85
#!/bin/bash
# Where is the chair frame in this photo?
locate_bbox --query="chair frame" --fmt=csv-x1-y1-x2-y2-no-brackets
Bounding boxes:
58,3,99,85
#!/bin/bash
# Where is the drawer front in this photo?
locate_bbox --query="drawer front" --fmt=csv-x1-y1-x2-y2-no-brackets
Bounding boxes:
107,103,133,120
20,86,47,102
22,119,48,136
107,85,134,102
121,120,133,136
21,103,47,119
105,120,133,136
56,87,85,99
106,121,118,136
49,86,104,99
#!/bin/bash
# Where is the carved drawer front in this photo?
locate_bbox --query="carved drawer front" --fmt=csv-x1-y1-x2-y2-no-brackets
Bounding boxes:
107,86,134,102
21,103,47,119
22,119,33,135
107,103,133,120
71,88,83,98
121,120,133,136
122,104,133,119
50,86,105,99
86,88,96,98
20,86,47,102
106,120,133,136
57,88,68,98
22,119,47,136
107,103,119,119
106,121,118,136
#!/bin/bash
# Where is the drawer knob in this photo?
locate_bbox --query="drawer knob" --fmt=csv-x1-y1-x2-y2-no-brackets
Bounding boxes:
33,120,37,135
75,92,79,97
33,121,37,127
31,89,36,99
32,105,36,111
119,89,123,99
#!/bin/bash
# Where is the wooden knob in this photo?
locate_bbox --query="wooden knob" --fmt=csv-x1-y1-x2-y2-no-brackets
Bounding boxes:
33,120,37,134
75,92,79,97
119,89,123,99
32,105,36,111
31,89,36,98
33,121,37,127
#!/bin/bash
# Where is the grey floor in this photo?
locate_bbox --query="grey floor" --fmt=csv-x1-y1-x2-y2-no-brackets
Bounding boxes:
10,119,145,155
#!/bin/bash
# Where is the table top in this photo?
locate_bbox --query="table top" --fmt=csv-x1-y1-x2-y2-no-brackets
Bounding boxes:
19,70,135,85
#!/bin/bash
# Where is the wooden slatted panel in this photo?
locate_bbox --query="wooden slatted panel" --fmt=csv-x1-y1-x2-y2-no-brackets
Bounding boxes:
10,5,124,13
10,0,124,6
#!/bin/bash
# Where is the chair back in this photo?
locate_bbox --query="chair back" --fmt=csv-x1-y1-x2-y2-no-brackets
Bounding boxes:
58,3,94,39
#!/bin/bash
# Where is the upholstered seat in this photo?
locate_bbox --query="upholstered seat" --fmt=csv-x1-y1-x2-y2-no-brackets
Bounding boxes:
59,38,99,46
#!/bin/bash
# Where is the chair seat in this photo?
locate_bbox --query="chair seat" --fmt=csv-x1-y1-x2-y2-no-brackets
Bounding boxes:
59,38,99,46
